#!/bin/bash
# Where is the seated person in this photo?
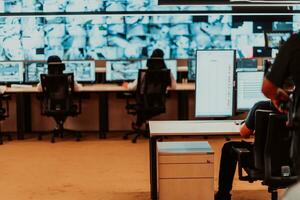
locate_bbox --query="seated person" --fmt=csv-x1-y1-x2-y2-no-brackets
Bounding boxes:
122,48,176,90
215,100,277,200
37,55,82,91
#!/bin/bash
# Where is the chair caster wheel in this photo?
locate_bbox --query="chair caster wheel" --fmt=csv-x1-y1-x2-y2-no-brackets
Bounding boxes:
132,139,137,143
51,138,55,143
123,135,128,140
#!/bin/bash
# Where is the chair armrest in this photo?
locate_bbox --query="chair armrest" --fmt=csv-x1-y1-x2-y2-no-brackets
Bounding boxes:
233,147,252,181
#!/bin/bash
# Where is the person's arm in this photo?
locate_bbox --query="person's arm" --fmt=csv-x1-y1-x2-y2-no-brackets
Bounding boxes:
240,123,253,138
122,79,137,90
262,77,289,112
37,82,42,92
169,73,176,89
74,81,83,91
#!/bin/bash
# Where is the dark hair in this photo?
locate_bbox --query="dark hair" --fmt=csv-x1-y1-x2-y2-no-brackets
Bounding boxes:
146,48,167,70
47,55,65,75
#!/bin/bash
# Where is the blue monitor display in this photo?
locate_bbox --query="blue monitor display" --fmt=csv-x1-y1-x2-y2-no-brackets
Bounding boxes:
24,62,47,83
106,60,142,81
236,58,257,72
63,61,96,83
236,71,268,111
187,59,196,81
0,61,24,83
264,31,292,49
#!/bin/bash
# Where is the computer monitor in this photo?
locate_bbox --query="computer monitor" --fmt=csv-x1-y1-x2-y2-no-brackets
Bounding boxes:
0,62,24,84
24,62,48,83
236,58,257,72
236,71,268,111
195,50,235,117
63,61,96,83
106,60,142,81
141,59,177,80
187,59,196,81
264,31,292,49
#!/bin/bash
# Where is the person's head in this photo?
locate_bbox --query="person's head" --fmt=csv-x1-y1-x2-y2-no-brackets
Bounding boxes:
146,48,167,70
47,55,65,75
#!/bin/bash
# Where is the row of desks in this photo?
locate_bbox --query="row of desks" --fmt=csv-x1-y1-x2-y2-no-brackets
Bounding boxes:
5,83,195,93
4,83,195,139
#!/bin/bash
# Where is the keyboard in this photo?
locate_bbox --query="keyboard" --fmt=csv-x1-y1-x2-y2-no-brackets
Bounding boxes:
10,84,33,88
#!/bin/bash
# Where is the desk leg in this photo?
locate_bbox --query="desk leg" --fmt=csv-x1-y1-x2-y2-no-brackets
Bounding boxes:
150,136,158,200
99,93,108,139
16,93,32,140
178,91,189,120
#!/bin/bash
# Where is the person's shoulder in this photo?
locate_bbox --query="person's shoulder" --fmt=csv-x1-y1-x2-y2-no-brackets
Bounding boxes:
251,100,271,110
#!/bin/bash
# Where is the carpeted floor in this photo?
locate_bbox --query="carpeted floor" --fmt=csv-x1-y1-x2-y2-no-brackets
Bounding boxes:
0,133,283,200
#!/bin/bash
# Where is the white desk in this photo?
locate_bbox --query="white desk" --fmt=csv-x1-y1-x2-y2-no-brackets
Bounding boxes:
149,120,241,200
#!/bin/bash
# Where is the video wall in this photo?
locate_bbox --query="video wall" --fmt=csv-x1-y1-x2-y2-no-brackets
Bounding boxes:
0,14,297,61
0,1,298,61
0,1,231,13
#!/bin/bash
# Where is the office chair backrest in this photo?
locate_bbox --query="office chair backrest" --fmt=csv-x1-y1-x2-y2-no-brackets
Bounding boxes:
254,109,274,171
40,73,74,112
264,113,298,186
136,69,171,114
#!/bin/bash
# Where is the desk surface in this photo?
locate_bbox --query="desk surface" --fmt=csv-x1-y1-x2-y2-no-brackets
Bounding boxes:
149,120,241,136
5,83,195,93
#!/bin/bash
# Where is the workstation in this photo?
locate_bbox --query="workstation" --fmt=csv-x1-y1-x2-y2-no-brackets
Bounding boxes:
0,1,300,200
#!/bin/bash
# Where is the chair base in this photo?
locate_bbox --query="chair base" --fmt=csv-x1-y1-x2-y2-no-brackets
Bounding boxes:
38,128,82,143
123,123,149,143
0,132,12,145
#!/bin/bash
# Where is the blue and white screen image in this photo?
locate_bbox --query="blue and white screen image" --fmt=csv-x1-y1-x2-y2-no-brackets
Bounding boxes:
0,62,24,83
63,61,96,82
106,60,142,81
24,62,48,83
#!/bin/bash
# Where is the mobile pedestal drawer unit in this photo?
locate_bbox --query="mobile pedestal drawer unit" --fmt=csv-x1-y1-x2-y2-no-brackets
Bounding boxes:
157,141,214,200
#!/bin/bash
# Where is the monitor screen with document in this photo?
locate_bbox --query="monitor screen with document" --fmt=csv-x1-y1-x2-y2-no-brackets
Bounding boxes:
236,71,268,111
195,49,235,117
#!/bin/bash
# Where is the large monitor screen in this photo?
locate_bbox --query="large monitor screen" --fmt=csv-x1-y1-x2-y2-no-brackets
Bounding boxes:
0,61,24,83
106,60,142,81
195,50,235,117
236,71,268,111
24,62,48,83
63,61,96,83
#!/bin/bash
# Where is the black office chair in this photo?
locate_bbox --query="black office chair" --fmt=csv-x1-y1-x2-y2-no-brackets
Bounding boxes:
40,73,82,143
0,94,11,145
234,110,298,200
123,68,171,143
